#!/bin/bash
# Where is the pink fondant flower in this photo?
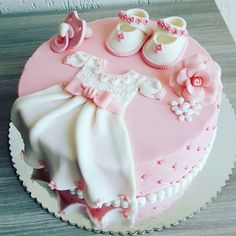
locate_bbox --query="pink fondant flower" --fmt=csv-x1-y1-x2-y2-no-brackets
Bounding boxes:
136,18,141,24
127,16,134,23
48,180,56,190
144,19,149,24
169,54,222,105
75,180,84,191
117,32,125,41
157,20,165,28
119,194,129,202
172,28,178,35
95,198,104,208
122,209,129,218
165,24,171,32
154,43,162,53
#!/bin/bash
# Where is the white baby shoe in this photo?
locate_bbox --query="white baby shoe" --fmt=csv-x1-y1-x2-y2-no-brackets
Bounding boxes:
142,16,189,69
105,9,150,57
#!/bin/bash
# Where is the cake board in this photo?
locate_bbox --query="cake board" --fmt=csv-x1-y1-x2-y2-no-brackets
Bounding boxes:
9,93,236,235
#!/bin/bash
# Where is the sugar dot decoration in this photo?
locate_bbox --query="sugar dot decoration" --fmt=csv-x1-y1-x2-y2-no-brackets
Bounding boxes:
140,174,147,181
186,144,192,150
156,159,164,165
172,164,177,170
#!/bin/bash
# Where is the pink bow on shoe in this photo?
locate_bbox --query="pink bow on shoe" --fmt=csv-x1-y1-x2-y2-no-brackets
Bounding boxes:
64,79,125,115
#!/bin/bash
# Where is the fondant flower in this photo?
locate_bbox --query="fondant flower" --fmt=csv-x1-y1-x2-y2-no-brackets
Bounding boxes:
75,180,84,191
172,28,179,35
127,16,134,23
117,32,125,41
136,18,142,24
154,44,162,53
48,180,56,190
171,97,202,122
157,20,165,28
165,24,171,32
169,54,222,105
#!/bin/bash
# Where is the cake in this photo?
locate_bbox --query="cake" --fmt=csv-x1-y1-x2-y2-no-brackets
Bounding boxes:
11,10,222,229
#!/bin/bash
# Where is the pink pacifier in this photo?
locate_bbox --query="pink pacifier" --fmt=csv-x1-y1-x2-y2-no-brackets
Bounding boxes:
51,11,93,53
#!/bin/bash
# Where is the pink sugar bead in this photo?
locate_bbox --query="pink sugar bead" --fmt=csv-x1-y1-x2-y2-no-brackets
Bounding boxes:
141,174,147,181
186,144,192,150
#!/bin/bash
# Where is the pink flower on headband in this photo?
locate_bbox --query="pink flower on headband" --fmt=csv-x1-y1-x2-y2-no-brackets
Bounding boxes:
169,54,222,105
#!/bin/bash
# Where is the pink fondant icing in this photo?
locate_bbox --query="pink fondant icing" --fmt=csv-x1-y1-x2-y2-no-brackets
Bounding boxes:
17,17,221,219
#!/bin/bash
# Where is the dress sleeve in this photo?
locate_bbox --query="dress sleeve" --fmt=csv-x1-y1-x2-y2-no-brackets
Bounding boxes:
139,77,166,100
64,51,90,68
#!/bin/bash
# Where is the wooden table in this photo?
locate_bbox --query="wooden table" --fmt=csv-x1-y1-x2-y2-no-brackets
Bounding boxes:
0,1,236,235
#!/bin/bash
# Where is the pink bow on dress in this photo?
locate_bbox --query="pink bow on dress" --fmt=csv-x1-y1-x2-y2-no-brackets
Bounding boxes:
64,78,125,115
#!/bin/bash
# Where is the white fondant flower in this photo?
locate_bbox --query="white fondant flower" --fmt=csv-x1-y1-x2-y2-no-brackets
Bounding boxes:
171,97,201,122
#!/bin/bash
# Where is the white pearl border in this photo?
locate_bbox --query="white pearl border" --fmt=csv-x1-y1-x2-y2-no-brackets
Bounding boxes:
70,130,217,208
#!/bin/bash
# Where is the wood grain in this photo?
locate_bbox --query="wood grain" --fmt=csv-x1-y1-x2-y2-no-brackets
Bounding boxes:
0,1,236,235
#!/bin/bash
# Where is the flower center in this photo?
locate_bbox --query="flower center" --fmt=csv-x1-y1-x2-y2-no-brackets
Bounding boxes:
191,76,203,87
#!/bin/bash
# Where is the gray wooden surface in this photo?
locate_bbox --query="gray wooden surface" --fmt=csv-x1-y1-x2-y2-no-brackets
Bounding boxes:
0,1,236,235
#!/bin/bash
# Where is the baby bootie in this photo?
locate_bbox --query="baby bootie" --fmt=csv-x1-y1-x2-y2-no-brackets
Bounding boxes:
142,16,189,69
105,9,151,57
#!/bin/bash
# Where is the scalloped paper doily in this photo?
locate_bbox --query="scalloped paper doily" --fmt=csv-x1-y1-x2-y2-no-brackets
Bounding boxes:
9,93,236,235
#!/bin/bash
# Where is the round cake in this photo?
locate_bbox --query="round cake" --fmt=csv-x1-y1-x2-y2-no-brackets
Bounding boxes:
11,10,222,229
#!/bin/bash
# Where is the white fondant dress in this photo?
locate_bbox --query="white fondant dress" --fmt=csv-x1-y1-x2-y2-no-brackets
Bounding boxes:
12,51,165,222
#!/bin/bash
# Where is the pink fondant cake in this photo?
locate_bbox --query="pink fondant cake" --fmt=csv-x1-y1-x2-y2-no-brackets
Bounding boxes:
11,10,222,229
